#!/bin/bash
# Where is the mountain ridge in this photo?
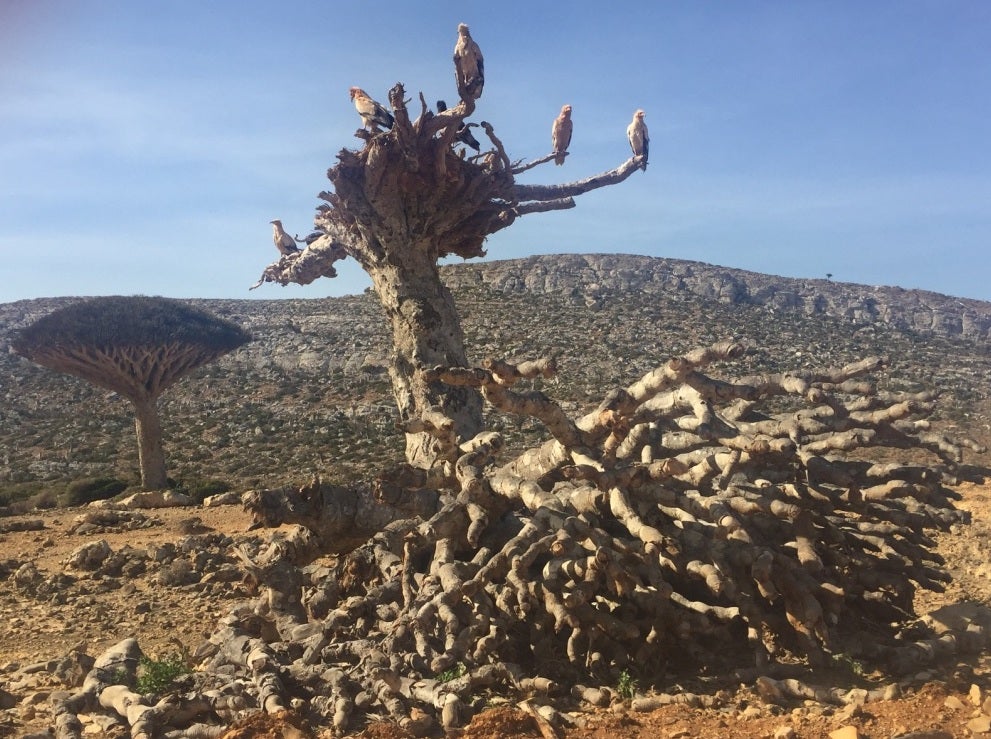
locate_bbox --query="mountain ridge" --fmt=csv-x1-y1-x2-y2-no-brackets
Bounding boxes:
440,254,991,343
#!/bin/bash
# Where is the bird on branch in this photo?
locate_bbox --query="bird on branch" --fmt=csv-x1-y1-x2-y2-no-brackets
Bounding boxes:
551,104,573,165
457,122,481,152
269,220,302,256
349,87,395,131
627,109,649,171
436,99,480,152
453,23,484,100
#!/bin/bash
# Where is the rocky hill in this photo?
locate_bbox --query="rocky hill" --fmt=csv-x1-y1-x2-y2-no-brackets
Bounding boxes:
2,254,989,503
441,253,991,343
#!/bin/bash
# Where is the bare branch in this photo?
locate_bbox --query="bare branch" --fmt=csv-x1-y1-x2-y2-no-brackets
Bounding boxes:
251,235,350,289
514,198,576,216
514,156,644,202
480,121,512,172
511,152,562,175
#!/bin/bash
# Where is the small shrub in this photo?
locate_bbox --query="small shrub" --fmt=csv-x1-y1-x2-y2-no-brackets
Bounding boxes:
136,651,190,695
62,477,128,506
171,478,231,503
0,482,47,509
437,663,467,682
616,669,638,700
30,489,59,510
831,652,867,677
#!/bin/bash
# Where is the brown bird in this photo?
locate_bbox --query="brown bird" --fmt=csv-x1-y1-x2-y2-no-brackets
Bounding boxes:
453,23,484,100
551,104,573,165
627,109,649,171
349,87,394,131
270,220,301,256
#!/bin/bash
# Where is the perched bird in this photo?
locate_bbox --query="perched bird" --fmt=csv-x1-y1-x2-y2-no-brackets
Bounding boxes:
551,104,573,165
436,99,448,113
270,220,301,256
456,122,481,152
453,23,484,100
349,87,394,131
627,109,649,171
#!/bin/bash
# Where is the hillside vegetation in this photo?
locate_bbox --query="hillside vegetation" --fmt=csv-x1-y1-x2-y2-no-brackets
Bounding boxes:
2,254,989,504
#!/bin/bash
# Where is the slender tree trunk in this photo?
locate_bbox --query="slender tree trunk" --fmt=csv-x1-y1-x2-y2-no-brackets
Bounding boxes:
131,396,168,489
366,255,483,468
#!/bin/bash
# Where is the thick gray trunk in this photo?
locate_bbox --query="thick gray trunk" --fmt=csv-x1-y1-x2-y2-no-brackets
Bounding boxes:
132,396,168,490
367,257,483,468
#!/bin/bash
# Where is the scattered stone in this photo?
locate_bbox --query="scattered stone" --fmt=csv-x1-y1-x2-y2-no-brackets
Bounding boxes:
115,491,194,509
828,726,859,739
943,695,966,710
177,516,212,535
12,562,41,590
20,690,48,706
967,715,991,734
203,491,241,507
64,540,112,571
971,684,983,706
773,726,797,739
842,688,868,706
54,650,94,687
882,684,901,701
0,519,44,534
834,703,863,723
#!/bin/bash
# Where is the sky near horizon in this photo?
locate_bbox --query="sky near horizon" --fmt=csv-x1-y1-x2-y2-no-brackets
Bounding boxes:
1,1,989,304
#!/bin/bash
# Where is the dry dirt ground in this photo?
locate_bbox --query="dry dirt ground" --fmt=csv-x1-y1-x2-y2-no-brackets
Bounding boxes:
2,481,991,738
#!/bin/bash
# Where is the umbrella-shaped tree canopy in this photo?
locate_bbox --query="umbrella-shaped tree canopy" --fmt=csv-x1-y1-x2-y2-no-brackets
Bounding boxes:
13,296,251,489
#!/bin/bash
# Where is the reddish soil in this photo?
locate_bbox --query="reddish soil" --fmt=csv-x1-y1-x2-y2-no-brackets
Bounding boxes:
2,481,990,738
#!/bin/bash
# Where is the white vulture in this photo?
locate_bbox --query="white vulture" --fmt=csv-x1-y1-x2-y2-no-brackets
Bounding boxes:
627,109,649,171
349,87,395,131
551,104,573,165
453,23,484,100
270,220,301,256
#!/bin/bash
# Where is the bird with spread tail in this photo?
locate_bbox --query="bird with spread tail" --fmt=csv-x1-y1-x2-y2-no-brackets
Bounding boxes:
453,24,484,100
349,87,394,131
270,220,302,257
627,109,649,171
551,105,573,165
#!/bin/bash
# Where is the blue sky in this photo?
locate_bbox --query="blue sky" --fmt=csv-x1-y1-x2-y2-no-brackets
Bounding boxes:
1,1,989,303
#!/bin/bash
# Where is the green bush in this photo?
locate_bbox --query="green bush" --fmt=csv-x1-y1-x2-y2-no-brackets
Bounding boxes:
62,477,128,506
136,651,190,695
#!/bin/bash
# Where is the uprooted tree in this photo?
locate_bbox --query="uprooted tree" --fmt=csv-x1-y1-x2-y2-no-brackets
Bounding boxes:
12,296,251,490
52,25,988,739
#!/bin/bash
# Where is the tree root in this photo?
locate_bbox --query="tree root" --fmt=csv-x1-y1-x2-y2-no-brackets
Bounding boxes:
58,341,985,735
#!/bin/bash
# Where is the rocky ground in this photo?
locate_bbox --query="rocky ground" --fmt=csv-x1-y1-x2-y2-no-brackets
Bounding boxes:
3,256,991,737
0,475,989,738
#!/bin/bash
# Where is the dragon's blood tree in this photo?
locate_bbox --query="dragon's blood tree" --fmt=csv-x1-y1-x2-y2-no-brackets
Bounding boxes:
13,296,251,489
